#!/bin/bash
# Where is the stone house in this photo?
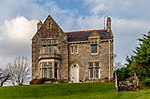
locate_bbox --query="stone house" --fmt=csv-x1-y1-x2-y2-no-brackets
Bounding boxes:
32,15,114,83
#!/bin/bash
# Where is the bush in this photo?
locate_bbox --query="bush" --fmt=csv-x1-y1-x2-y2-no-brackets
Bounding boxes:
143,78,150,86
30,78,46,85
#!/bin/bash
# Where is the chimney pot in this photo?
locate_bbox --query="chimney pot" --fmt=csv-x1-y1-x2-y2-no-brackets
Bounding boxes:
37,20,42,31
106,17,111,32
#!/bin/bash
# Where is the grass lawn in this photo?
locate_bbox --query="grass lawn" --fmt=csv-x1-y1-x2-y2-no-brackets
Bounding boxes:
0,83,150,99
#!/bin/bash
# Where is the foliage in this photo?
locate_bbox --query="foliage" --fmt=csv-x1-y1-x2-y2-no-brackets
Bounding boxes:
115,67,130,81
6,56,30,85
126,31,150,79
143,78,150,86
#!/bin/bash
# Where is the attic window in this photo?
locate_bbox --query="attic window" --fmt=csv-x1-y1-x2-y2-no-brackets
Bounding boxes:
90,38,98,54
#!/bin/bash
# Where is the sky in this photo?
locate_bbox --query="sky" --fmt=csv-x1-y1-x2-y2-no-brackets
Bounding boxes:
0,0,150,68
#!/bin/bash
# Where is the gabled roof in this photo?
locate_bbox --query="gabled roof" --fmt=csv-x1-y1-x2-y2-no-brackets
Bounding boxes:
65,29,112,42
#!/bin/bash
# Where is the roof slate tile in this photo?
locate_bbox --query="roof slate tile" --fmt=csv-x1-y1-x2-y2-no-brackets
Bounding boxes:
65,29,112,42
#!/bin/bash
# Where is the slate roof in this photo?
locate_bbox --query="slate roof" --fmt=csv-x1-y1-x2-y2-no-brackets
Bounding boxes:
65,29,112,42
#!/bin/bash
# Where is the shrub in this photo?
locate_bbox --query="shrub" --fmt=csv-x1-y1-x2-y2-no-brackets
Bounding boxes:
30,78,46,85
143,78,150,86
58,79,68,83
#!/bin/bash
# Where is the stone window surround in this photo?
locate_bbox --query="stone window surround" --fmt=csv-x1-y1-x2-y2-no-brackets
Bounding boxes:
70,46,78,54
39,60,60,79
90,38,99,55
41,38,58,54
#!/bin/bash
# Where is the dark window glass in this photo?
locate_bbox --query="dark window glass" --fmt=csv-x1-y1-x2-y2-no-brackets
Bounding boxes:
89,68,93,79
91,44,97,53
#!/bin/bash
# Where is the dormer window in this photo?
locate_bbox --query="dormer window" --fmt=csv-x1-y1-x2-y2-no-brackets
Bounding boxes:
90,38,98,54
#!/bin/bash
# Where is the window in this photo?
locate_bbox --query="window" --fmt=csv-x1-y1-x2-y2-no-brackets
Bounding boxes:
41,39,58,54
70,46,78,54
70,46,74,54
42,40,46,45
89,67,94,79
88,62,100,79
47,62,52,67
74,46,78,54
48,46,53,54
48,68,52,78
54,62,58,79
42,62,47,67
53,45,58,54
42,46,47,54
43,68,47,78
42,62,53,78
95,68,99,78
90,39,98,54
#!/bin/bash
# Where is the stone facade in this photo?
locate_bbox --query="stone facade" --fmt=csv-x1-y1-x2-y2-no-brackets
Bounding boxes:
32,15,114,83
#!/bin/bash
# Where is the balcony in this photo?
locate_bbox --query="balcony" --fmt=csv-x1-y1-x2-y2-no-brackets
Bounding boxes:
39,53,61,60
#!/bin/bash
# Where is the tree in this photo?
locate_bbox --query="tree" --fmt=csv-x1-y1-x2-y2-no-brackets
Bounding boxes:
115,66,130,81
0,68,10,86
6,56,30,85
126,31,150,79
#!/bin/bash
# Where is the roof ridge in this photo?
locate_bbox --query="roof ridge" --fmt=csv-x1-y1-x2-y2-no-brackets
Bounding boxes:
65,29,105,34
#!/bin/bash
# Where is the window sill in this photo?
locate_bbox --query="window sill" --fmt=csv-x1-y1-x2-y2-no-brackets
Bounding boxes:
91,53,98,55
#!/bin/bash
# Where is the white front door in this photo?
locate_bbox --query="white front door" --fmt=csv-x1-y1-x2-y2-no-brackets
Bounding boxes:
70,64,79,83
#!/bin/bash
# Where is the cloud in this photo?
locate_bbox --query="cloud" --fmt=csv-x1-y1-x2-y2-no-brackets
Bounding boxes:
0,0,150,69
0,16,37,68
83,0,150,20
112,18,150,63
74,15,150,63
2,16,37,42
0,0,78,68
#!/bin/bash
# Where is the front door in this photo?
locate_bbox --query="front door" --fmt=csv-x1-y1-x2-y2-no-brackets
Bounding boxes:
70,64,79,83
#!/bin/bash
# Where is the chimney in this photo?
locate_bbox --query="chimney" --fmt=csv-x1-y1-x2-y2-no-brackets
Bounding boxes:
37,20,42,31
106,17,111,32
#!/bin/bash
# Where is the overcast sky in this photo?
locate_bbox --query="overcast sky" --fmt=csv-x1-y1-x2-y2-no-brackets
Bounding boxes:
0,0,150,68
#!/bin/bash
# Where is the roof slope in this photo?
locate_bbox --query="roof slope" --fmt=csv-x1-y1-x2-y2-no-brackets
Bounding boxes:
65,29,112,42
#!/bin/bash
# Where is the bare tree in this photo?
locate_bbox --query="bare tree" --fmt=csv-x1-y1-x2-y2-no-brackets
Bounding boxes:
6,56,30,85
0,68,10,86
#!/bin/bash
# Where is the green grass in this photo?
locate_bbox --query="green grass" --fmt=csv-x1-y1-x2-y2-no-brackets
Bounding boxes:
0,83,150,99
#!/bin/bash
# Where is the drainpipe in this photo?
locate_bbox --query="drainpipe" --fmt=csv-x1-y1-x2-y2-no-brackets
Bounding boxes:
109,40,111,81
67,42,70,81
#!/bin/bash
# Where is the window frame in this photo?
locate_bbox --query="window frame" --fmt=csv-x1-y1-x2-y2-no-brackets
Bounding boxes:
41,39,58,55
70,46,74,54
70,46,78,54
88,62,100,79
74,46,78,54
90,38,99,54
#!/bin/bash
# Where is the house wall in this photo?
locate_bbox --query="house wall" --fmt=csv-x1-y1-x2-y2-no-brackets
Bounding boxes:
32,16,114,82
68,39,113,82
32,16,69,79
